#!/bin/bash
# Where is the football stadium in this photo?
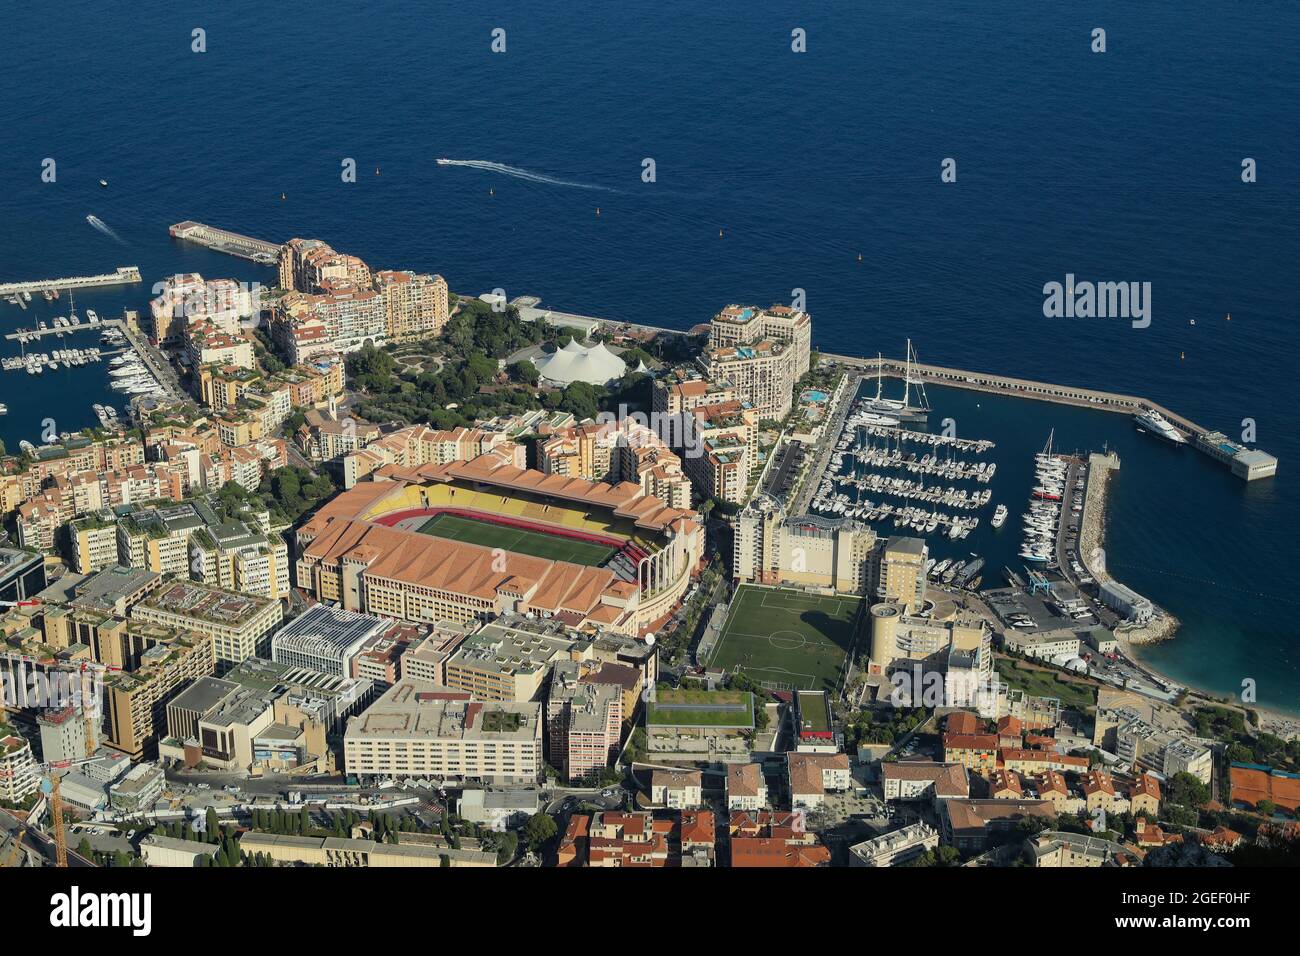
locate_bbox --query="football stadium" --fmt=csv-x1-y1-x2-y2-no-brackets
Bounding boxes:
708,584,865,694
295,453,704,636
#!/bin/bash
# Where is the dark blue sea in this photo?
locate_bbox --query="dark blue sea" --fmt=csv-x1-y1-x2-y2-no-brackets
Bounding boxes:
1,1,1296,710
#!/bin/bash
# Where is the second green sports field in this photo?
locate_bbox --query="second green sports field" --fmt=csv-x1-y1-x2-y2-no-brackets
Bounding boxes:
708,585,864,693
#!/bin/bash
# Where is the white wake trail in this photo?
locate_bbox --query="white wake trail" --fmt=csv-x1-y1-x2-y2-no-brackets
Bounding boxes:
86,214,124,243
436,159,617,192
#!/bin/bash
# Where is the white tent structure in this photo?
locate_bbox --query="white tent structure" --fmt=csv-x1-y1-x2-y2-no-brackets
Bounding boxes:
533,340,629,386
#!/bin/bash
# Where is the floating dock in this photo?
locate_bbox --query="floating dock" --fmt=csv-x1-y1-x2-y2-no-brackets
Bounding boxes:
0,266,141,296
169,221,281,264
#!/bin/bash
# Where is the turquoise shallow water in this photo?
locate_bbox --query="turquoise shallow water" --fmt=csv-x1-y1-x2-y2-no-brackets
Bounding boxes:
0,0,1294,710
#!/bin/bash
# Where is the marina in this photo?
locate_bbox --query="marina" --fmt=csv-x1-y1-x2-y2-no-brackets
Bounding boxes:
806,379,999,558
1,314,176,408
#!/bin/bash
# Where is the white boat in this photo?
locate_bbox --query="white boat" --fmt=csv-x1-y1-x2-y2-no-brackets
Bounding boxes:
1133,408,1187,445
858,412,900,427
991,504,1008,528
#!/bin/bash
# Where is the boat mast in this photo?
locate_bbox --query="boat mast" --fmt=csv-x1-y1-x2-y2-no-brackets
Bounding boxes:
903,339,912,407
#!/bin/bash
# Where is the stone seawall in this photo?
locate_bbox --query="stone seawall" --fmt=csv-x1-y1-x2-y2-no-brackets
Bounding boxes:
1080,452,1178,647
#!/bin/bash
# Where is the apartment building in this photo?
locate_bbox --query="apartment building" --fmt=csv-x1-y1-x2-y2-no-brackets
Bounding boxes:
650,769,704,809
69,514,120,573
185,320,255,372
706,338,800,420
547,660,624,783
343,680,542,785
708,303,812,380
848,822,940,867
726,762,769,811
442,619,582,702
0,724,38,803
787,752,851,810
373,269,450,340
734,500,878,593
104,631,217,758
881,761,969,803
129,580,283,673
340,423,524,488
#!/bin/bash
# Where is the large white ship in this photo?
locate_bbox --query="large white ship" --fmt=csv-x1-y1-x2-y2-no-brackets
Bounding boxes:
1133,408,1187,445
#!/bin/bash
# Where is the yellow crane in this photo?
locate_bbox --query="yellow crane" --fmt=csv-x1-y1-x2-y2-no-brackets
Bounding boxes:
42,776,68,868
0,756,99,868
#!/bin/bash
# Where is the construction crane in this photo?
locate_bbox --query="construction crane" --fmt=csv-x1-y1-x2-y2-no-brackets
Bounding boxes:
1,772,59,868
0,756,99,868
43,776,67,868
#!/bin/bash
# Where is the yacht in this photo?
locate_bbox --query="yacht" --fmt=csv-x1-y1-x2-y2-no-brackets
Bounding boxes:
1133,408,1187,445
990,504,1008,528
858,412,900,428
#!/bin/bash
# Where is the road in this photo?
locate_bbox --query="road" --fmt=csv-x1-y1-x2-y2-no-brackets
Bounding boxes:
119,320,186,405
0,811,95,867
789,368,858,516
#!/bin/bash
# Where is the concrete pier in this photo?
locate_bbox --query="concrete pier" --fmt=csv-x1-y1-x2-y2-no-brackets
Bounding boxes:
822,354,1277,482
169,221,281,264
0,266,141,296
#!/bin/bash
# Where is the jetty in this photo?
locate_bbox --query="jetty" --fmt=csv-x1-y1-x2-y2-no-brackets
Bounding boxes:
0,266,141,296
169,221,281,264
825,353,1277,482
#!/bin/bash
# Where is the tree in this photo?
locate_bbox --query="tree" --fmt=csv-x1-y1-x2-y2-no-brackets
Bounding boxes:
522,812,557,853
934,845,961,866
508,360,539,385
495,831,519,865
1255,800,1277,817
1167,772,1211,810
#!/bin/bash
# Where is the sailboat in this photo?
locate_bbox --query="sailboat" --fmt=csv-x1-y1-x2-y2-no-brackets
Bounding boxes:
902,339,931,414
865,354,905,413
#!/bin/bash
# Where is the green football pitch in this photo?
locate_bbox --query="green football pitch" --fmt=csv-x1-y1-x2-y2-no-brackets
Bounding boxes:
708,585,863,693
415,512,617,567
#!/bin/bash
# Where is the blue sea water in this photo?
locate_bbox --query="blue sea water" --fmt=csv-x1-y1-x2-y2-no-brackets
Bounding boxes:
0,1,1296,709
